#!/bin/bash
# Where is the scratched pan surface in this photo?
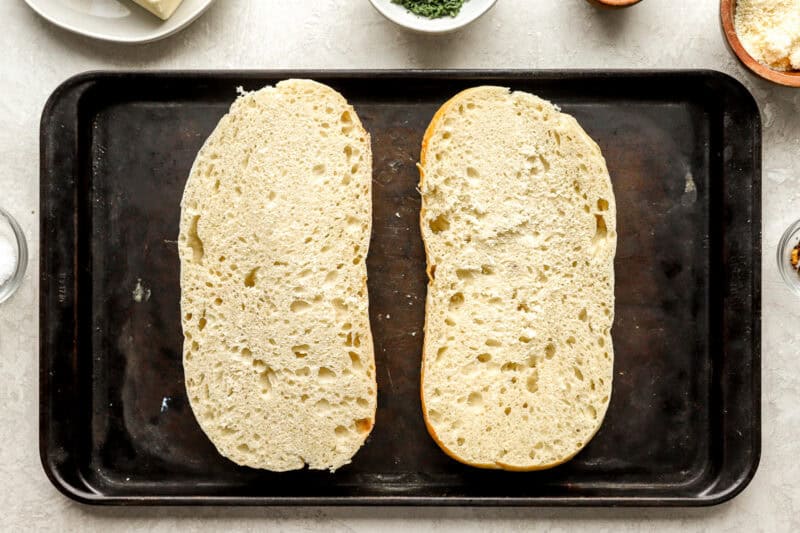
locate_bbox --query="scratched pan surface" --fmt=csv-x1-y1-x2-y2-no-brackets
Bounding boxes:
39,71,760,506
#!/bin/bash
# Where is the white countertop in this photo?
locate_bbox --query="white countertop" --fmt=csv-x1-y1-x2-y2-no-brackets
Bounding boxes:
1,0,799,530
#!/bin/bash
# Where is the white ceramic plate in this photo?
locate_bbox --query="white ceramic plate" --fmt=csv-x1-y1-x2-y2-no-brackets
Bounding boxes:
24,0,216,44
368,0,497,34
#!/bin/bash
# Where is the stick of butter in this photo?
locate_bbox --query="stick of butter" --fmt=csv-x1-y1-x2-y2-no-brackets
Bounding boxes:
131,0,185,20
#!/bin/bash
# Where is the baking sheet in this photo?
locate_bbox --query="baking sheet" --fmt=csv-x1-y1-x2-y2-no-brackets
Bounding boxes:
39,71,761,505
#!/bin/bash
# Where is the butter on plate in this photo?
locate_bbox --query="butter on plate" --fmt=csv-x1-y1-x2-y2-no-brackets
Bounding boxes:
131,0,185,20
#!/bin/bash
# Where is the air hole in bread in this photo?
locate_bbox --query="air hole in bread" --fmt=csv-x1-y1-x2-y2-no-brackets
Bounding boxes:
243,267,260,287
502,362,523,372
457,437,465,446
252,358,266,371
191,340,199,352
186,215,205,265
566,336,576,347
597,198,609,211
449,292,465,308
240,347,252,358
290,300,311,313
578,308,588,322
517,302,531,312
213,179,220,191
485,338,501,347
598,337,605,347
315,398,333,415
429,214,450,234
436,346,448,361
292,344,309,358
318,367,336,382
348,351,362,370
586,405,597,419
198,317,207,331
214,297,223,306
428,409,442,423
539,155,551,172
456,268,475,280
296,367,310,377
335,425,349,439
344,332,353,347
477,353,491,363
237,443,251,453
268,191,277,201
573,366,584,381
444,317,456,326
553,131,561,146
468,392,483,407
466,166,478,178
357,397,369,408
592,215,608,254
258,366,276,397
544,342,561,363
504,407,512,416
526,371,540,394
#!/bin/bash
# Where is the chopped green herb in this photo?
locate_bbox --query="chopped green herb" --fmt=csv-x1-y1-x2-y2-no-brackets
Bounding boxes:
392,0,468,19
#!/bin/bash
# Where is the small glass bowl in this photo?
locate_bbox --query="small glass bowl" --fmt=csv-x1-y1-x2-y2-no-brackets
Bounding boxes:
0,206,27,304
777,219,800,296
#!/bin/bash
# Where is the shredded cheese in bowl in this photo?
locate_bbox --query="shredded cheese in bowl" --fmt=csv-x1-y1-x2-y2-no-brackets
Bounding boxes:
735,0,800,71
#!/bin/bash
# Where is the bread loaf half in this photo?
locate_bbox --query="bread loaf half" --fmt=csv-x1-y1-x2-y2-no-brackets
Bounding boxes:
179,80,376,472
418,87,616,470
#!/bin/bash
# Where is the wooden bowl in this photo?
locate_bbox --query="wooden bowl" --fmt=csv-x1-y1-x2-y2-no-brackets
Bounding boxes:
585,0,643,8
720,0,800,87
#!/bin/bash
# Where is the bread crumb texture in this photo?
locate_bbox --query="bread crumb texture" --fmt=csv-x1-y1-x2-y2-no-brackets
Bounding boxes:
735,0,800,70
179,80,376,472
419,87,616,470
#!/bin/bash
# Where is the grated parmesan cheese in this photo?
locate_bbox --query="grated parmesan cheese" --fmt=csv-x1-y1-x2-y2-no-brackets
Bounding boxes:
735,0,800,71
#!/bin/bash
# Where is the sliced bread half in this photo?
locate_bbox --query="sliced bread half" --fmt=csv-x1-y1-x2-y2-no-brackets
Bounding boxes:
418,86,616,470
179,79,376,472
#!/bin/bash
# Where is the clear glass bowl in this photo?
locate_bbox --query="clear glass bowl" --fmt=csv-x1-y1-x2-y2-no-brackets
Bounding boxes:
0,206,27,304
777,218,800,297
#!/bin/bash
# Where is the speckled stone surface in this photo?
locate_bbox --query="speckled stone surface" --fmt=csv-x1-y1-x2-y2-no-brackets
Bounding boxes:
1,0,798,530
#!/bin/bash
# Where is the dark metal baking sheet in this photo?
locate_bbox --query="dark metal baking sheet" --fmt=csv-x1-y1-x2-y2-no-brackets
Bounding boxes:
39,70,761,506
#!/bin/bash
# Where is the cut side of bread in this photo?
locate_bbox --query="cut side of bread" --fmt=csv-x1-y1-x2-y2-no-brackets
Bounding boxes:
179,79,376,472
419,87,616,471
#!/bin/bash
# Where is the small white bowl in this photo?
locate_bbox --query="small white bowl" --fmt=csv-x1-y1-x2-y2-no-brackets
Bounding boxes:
777,219,800,296
368,0,497,33
0,207,27,305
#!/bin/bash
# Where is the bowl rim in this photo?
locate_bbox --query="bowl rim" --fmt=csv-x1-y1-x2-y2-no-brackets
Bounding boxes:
586,0,643,7
0,206,28,304
368,0,498,34
777,219,800,296
720,0,800,88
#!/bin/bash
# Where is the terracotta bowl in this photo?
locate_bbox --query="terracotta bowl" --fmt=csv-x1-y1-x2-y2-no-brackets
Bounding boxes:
720,0,800,87
585,0,643,8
